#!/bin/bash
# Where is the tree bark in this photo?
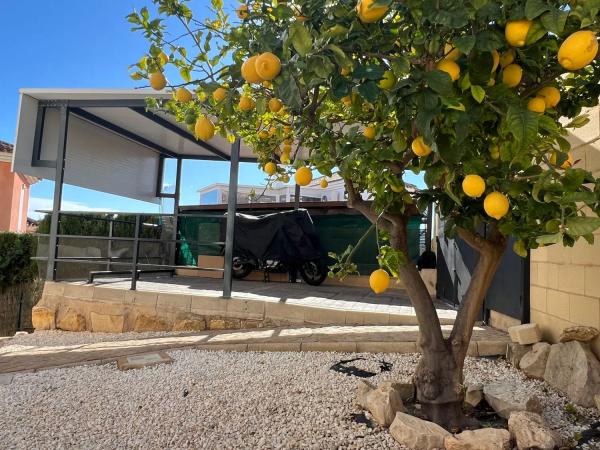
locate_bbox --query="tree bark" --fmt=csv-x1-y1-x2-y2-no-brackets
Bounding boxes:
344,179,507,429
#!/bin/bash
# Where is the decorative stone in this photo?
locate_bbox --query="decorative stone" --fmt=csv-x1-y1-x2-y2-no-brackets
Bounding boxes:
32,306,55,330
364,383,405,427
506,342,532,367
389,412,451,450
379,381,415,402
444,428,511,450
356,380,375,410
90,312,125,333
172,319,206,332
464,383,483,408
543,341,600,407
483,382,542,419
507,323,542,345
57,311,86,332
559,326,599,343
519,342,551,379
116,351,173,370
133,314,171,332
508,411,557,450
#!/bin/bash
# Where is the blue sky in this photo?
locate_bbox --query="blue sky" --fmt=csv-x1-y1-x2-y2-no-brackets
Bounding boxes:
0,0,423,218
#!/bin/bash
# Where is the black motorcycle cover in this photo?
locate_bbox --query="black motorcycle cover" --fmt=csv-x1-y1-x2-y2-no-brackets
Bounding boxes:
230,209,324,265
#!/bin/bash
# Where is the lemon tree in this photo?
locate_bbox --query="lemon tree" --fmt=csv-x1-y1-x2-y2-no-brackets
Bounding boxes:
129,0,600,428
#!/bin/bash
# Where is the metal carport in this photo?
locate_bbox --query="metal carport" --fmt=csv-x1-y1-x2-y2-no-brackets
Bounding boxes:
12,88,280,298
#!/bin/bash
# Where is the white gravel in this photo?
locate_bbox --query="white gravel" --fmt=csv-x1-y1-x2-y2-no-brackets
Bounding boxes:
0,333,599,449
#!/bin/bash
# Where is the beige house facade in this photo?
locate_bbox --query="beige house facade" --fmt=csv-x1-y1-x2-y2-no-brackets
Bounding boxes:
530,105,600,356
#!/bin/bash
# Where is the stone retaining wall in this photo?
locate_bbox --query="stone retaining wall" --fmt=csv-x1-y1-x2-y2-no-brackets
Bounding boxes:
33,281,426,333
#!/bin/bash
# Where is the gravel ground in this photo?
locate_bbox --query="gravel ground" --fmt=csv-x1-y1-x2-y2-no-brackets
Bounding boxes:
1,333,599,449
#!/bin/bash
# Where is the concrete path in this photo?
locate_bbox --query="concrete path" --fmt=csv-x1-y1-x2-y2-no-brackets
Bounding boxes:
0,325,509,375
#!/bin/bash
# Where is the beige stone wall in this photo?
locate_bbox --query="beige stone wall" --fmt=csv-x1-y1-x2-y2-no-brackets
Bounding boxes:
530,106,600,356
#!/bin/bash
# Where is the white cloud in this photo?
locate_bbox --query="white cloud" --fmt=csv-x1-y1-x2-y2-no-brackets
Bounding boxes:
28,197,117,220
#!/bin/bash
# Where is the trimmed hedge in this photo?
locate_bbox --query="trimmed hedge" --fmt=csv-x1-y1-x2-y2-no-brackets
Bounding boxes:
0,232,37,288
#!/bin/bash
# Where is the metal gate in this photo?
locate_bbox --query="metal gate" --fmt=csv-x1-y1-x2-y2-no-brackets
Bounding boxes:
436,225,529,323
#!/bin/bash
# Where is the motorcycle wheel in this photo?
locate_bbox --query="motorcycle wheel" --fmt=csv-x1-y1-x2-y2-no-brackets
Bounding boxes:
232,257,253,279
299,260,328,286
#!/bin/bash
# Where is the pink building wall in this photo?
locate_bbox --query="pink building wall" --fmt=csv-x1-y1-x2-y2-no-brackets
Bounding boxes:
0,161,31,233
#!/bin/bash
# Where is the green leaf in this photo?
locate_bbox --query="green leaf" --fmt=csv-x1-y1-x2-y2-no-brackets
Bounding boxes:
566,217,600,236
326,44,350,67
560,191,597,204
424,70,454,96
277,70,302,112
506,106,539,147
475,30,504,51
180,67,191,83
540,9,568,34
470,85,486,103
525,0,551,19
289,22,312,57
536,233,561,245
468,50,494,85
358,81,380,102
354,64,385,81
525,20,547,45
455,35,476,54
513,239,528,257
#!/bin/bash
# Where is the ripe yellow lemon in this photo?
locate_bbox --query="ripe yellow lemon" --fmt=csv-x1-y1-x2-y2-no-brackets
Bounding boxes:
527,96,546,113
363,126,376,140
484,192,510,220
213,87,227,102
258,130,269,140
491,50,500,72
175,87,193,103
241,56,263,84
195,116,215,141
295,14,308,22
269,98,283,112
341,67,351,76
159,51,169,65
149,72,167,90
369,269,390,294
239,95,255,111
320,179,328,188
537,86,560,108
236,5,249,19
280,174,290,183
558,30,598,71
378,71,396,89
283,145,292,154
505,20,532,47
283,125,293,134
255,52,281,81
462,175,486,198
268,126,277,137
500,49,515,68
295,166,312,186
444,43,462,61
280,154,291,164
411,136,432,157
549,151,574,169
502,64,522,87
356,0,389,23
436,59,460,81
342,95,353,106
264,162,277,176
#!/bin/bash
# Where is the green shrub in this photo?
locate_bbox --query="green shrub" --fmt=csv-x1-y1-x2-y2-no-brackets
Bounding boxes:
0,233,37,288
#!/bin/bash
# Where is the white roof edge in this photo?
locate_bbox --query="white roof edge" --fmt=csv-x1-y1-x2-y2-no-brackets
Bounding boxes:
18,88,171,101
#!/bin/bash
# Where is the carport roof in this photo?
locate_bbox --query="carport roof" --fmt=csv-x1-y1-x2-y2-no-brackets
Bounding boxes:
18,88,258,162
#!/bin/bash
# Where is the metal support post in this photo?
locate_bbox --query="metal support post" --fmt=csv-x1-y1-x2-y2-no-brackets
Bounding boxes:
130,215,141,290
222,139,240,298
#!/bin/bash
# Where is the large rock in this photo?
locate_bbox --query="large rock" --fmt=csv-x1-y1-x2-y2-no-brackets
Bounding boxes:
508,411,557,450
389,412,451,450
519,342,551,379
90,312,124,333
379,380,414,402
365,383,406,427
444,428,511,450
356,379,375,410
508,323,542,345
506,342,532,367
464,383,483,408
57,311,86,332
32,306,55,330
133,314,171,332
559,326,599,343
483,382,542,419
543,340,600,407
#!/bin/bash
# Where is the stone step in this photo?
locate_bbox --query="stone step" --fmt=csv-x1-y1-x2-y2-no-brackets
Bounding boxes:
0,324,509,375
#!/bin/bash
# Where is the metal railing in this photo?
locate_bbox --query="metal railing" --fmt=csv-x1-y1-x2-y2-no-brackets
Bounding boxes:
33,211,227,290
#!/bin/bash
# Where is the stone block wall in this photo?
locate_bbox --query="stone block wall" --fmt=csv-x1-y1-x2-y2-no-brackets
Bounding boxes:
530,106,600,356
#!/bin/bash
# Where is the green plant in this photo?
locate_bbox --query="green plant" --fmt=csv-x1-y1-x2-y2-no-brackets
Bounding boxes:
0,233,37,288
129,0,600,428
